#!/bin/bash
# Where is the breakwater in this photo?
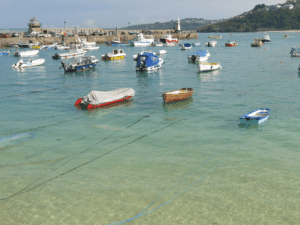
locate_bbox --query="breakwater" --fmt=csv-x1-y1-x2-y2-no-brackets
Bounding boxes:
0,31,198,47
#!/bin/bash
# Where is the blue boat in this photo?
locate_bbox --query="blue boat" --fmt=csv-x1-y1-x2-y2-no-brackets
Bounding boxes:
181,43,192,50
136,53,164,71
60,56,99,72
187,49,210,62
0,50,10,55
239,108,270,124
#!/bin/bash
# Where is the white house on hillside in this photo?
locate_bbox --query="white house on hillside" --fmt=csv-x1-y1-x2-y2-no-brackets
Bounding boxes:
282,4,294,9
269,4,281,10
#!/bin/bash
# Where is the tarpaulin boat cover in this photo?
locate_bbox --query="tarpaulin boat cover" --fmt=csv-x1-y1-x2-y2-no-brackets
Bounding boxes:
183,43,191,47
81,88,135,105
189,49,208,57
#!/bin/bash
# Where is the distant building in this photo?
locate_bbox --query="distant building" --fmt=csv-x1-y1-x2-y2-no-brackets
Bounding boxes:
282,4,294,9
28,16,42,33
269,5,281,10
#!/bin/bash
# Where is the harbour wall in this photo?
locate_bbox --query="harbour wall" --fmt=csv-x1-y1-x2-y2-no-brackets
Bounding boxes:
0,31,198,47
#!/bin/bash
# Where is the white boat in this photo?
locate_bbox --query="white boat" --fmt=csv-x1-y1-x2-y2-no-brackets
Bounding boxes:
129,33,154,47
239,108,270,124
135,53,164,71
13,49,39,57
75,88,135,110
181,43,192,50
12,58,45,68
154,42,163,47
290,46,300,57
155,49,167,55
197,62,222,72
102,49,126,60
164,42,176,47
80,38,99,50
133,50,156,61
54,45,71,50
188,49,210,62
52,45,87,59
159,34,178,44
192,42,201,46
205,41,217,47
262,35,271,43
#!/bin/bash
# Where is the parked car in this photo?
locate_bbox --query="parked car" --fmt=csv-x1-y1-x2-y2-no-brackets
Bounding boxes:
78,31,87,36
1,33,10,38
11,33,20,37
92,31,103,36
129,30,138,35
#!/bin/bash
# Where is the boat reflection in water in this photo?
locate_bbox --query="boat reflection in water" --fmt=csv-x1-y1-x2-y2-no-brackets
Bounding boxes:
163,97,193,112
198,70,220,82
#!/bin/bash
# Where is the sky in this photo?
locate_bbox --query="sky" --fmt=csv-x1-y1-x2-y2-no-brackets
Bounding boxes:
0,0,285,29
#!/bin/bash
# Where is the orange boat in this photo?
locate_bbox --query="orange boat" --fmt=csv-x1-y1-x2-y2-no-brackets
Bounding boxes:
162,88,193,103
225,41,238,47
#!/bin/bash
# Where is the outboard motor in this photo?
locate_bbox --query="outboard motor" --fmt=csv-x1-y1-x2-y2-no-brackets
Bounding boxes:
52,53,60,60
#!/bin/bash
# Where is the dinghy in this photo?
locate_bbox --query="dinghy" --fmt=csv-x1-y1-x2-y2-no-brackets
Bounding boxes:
225,40,238,47
197,62,222,72
239,108,270,124
135,52,164,71
0,50,10,55
102,49,126,60
74,88,135,110
13,49,39,57
162,88,193,103
12,58,45,68
205,41,217,47
155,49,167,55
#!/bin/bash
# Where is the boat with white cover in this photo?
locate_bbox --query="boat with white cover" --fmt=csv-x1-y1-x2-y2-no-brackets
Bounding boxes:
290,46,300,57
239,108,270,124
52,45,87,59
181,43,192,50
133,50,156,61
13,49,39,57
188,49,210,62
74,88,135,110
80,38,99,50
262,35,271,43
205,41,217,47
197,62,222,72
192,42,201,46
60,56,99,72
129,33,154,47
12,58,45,68
155,49,167,55
135,53,164,71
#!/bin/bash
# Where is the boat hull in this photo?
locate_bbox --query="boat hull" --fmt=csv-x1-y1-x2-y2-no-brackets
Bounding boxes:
162,88,193,103
239,108,270,125
102,55,125,60
197,63,222,72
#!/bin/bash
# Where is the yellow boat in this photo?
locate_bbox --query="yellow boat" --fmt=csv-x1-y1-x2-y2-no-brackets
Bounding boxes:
32,45,41,49
102,49,126,60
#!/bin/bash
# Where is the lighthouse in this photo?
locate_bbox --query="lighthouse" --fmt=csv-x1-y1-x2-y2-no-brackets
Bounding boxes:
176,18,181,33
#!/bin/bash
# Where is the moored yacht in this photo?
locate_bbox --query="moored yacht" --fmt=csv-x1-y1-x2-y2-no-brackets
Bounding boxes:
159,34,178,44
129,33,154,47
52,45,87,59
262,35,271,43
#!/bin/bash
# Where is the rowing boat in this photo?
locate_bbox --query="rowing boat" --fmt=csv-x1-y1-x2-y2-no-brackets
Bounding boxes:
162,88,193,103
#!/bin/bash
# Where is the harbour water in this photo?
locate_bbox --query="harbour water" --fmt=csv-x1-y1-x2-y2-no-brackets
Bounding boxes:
1,32,300,225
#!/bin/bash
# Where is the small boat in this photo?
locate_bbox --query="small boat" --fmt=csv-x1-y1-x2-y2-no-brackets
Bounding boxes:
164,42,176,47
17,43,30,48
154,42,163,47
60,56,99,72
188,49,210,62
129,33,154,47
225,40,238,47
80,38,99,50
251,38,263,47
205,41,217,47
159,34,178,44
208,35,222,39
135,52,164,71
261,35,271,43
0,50,10,55
181,43,192,50
12,58,45,68
197,62,222,72
155,49,167,55
133,50,156,61
52,45,87,59
74,88,135,110
290,46,300,57
284,34,289,38
239,108,270,124
102,49,126,60
162,88,193,103
13,49,39,57
32,45,41,49
192,42,201,46
54,45,71,50
106,37,127,46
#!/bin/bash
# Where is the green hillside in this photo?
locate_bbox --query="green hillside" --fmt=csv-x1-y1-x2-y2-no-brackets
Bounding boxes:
198,6,300,32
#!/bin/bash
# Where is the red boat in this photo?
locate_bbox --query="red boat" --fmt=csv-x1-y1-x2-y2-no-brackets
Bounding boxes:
160,34,178,44
75,88,135,110
225,41,238,47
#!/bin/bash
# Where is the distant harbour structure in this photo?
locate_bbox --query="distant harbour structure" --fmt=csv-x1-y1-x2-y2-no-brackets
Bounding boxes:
176,18,181,33
28,16,42,33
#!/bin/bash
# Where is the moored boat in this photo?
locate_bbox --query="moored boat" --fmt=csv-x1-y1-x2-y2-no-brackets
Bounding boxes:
261,35,271,43
13,49,39,57
181,43,192,50
290,46,300,57
188,49,210,62
239,108,270,124
154,42,163,47
155,49,167,55
60,56,99,72
74,88,135,110
162,88,193,103
12,58,45,68
251,38,263,47
208,35,222,39
133,50,156,61
0,50,10,55
102,49,126,60
197,62,222,72
129,33,154,47
192,42,201,46
135,52,163,71
52,45,87,59
159,34,178,44
205,41,217,47
80,38,99,50
225,40,238,47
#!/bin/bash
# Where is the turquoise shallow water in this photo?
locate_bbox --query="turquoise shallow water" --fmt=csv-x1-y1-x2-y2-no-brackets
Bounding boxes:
1,33,300,225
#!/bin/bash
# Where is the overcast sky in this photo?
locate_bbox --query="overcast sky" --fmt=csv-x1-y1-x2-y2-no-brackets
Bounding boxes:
1,0,284,28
